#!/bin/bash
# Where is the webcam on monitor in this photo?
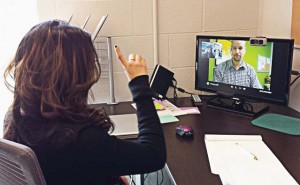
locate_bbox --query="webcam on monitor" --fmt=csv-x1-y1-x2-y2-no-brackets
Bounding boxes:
249,37,267,46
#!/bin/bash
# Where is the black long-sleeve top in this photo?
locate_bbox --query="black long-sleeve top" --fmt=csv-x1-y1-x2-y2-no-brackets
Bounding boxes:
4,75,166,185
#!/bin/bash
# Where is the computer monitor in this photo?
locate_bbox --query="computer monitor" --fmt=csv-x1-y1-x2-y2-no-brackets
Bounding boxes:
195,35,294,116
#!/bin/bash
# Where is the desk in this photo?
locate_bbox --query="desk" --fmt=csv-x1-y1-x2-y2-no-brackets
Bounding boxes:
96,97,300,185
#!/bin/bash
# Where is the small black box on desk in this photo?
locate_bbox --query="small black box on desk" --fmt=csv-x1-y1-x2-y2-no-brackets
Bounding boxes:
150,65,174,99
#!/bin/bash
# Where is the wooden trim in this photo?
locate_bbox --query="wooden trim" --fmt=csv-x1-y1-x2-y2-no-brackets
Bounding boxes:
292,0,300,45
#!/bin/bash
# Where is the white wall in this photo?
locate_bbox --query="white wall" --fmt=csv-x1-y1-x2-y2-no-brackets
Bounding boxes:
36,0,299,112
37,0,260,102
289,48,300,111
259,0,300,112
259,0,292,38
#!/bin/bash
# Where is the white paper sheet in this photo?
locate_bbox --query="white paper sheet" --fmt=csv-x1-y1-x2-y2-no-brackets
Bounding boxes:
205,134,298,185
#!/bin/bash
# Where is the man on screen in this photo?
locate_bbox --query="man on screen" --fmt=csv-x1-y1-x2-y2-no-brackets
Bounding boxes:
213,40,262,89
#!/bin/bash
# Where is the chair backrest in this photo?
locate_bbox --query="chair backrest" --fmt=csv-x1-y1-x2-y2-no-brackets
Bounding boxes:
0,138,47,185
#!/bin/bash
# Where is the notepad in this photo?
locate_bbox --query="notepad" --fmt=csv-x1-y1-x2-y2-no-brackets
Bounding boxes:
205,134,298,185
109,114,138,139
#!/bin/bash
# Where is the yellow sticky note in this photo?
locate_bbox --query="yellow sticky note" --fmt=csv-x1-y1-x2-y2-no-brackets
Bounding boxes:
154,102,165,110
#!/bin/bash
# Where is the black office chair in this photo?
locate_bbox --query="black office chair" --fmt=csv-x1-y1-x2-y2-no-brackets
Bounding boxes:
0,138,47,185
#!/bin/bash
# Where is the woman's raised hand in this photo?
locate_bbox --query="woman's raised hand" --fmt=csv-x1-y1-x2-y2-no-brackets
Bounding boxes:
114,45,148,81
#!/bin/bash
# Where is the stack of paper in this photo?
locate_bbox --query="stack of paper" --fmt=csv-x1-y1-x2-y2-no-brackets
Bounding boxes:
205,135,298,185
132,99,200,124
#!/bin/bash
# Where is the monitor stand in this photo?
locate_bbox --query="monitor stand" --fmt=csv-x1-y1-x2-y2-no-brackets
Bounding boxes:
206,96,269,117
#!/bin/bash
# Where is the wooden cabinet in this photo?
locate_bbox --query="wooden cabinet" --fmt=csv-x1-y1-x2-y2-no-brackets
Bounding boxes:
292,0,300,45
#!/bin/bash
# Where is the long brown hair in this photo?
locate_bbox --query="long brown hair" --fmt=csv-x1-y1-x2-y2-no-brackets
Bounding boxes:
4,20,113,143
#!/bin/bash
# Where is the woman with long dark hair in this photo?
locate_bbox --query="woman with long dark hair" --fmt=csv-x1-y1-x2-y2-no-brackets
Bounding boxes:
3,20,166,185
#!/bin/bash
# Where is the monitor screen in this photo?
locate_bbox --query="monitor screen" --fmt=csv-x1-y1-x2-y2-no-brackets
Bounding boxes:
195,35,294,105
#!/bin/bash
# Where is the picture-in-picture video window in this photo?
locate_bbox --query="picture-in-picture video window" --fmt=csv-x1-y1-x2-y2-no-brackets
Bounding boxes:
201,39,273,91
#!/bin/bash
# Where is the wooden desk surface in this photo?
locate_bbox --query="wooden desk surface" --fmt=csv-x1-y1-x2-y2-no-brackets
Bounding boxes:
95,97,300,185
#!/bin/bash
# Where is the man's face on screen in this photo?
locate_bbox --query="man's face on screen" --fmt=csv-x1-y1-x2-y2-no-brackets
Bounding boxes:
231,41,246,62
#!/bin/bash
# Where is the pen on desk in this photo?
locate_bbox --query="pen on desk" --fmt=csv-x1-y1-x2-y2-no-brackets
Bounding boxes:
235,142,258,160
